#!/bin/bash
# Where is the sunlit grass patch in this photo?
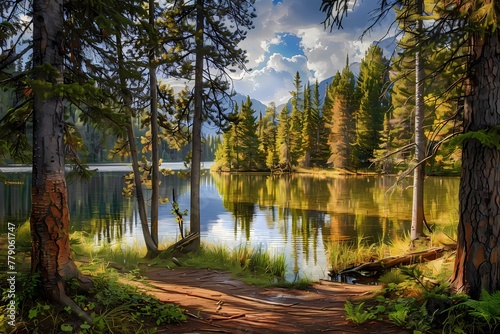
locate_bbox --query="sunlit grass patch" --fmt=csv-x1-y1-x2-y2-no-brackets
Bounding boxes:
69,231,147,272
94,242,147,269
181,243,292,287
326,236,383,272
326,228,457,280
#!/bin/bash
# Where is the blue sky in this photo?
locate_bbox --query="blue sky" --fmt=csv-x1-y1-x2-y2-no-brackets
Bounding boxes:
232,0,395,105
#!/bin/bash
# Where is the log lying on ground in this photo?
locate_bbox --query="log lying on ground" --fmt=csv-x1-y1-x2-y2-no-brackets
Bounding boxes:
339,245,457,279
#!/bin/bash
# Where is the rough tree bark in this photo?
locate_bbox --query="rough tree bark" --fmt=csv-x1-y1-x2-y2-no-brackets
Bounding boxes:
31,0,91,321
450,28,500,299
188,0,204,251
149,0,160,247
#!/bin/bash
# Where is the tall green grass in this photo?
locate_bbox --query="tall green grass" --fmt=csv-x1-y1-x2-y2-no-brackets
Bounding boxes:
326,225,456,279
184,243,287,281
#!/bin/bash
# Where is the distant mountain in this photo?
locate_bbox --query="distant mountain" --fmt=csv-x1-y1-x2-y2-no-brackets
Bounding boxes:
231,92,268,116
202,92,267,136
204,37,396,135
275,37,397,111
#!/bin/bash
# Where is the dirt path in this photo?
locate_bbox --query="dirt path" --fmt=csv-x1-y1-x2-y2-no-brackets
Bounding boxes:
135,268,410,334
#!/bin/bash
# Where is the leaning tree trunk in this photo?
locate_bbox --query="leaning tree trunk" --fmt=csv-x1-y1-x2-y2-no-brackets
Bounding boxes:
116,31,158,257
31,0,91,321
450,29,500,299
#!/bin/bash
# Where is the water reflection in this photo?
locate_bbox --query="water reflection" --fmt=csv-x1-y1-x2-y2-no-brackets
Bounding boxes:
0,171,459,280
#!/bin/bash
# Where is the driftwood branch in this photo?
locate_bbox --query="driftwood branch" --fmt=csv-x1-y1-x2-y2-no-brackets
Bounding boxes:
165,232,200,254
338,245,457,279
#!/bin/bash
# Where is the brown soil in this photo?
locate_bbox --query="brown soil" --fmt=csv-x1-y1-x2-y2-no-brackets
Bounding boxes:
135,267,410,334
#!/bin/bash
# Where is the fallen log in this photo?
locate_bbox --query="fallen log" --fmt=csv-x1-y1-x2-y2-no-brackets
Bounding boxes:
336,245,456,280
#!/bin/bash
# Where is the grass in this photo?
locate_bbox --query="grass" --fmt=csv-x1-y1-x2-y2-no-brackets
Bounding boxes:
1,266,186,334
6,220,468,333
15,220,307,288
326,228,457,281
175,243,310,288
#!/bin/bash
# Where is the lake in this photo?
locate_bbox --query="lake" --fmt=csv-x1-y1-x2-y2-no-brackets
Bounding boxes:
0,165,459,280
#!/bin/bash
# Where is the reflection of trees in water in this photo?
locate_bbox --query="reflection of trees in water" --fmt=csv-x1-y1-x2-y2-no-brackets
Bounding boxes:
213,173,264,240
287,208,325,274
67,173,132,243
212,172,332,271
74,172,193,243
231,202,255,241
2,171,459,258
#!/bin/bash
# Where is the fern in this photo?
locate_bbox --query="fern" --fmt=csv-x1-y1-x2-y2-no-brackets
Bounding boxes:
465,290,500,326
446,290,500,331
344,301,376,324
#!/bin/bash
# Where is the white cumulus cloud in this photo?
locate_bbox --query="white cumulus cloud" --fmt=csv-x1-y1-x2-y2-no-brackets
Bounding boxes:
232,0,394,105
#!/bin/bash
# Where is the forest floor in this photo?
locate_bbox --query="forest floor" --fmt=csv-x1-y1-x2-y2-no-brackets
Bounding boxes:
131,267,411,334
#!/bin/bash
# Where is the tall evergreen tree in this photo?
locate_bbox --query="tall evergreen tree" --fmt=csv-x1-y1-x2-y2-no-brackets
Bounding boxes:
411,0,426,241
300,82,317,167
277,105,292,171
353,45,389,168
214,125,234,171
259,102,279,170
316,77,340,166
290,71,303,166
161,0,256,249
309,80,322,166
235,96,261,170
389,47,415,167
373,112,394,173
28,0,92,320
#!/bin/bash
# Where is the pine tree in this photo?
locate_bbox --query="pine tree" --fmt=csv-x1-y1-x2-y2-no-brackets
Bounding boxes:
259,102,279,170
290,71,303,166
388,36,416,169
214,126,234,171
235,96,262,170
316,75,340,166
373,112,394,173
276,105,292,171
353,45,389,168
327,59,356,169
309,80,322,167
160,0,256,249
300,82,317,167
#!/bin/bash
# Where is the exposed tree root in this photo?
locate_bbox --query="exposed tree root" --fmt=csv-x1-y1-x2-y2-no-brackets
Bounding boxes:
52,279,93,324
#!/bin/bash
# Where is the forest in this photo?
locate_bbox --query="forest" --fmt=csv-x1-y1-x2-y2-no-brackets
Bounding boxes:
213,45,462,174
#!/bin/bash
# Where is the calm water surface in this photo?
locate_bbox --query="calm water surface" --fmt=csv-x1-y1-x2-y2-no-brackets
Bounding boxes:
0,167,459,280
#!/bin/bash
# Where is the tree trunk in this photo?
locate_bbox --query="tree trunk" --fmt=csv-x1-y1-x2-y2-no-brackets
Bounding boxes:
411,0,425,241
31,0,91,322
149,0,159,246
450,29,500,299
188,0,204,251
126,121,159,257
116,31,158,257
